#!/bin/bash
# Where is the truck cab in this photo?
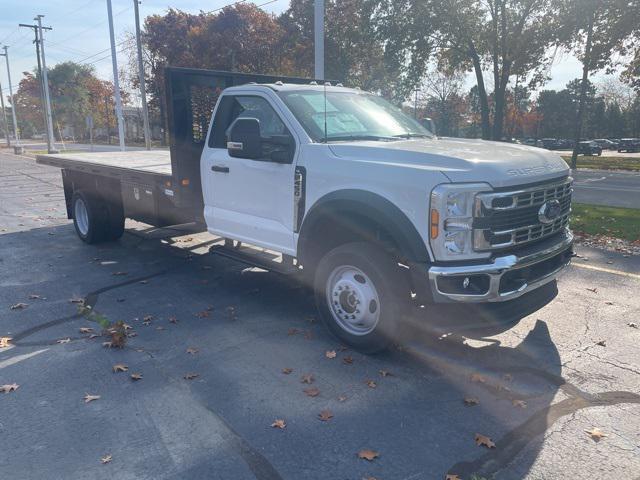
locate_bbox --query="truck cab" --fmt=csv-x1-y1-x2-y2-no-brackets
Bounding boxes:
200,82,573,351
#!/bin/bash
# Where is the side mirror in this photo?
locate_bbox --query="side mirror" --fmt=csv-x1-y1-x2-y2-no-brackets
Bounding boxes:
261,134,294,164
226,117,262,159
421,117,437,135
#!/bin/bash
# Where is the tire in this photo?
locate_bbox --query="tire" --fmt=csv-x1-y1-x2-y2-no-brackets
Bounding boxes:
313,242,410,353
105,201,125,240
71,191,109,244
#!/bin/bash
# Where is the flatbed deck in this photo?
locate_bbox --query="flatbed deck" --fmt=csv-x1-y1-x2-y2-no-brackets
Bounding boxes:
36,150,172,180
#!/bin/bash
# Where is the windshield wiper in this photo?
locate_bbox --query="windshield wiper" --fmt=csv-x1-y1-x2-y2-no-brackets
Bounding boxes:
392,133,431,139
325,134,397,142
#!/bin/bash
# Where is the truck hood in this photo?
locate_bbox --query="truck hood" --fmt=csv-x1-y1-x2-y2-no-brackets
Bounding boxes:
328,137,569,188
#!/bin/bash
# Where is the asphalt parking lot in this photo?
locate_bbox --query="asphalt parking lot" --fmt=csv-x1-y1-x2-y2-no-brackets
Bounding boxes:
1,149,640,480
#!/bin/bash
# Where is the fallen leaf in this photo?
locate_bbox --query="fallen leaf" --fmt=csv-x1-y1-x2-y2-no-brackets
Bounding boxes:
301,374,315,384
112,271,128,276
186,347,199,355
142,315,153,325
475,433,496,448
338,395,347,402
304,387,320,397
102,341,113,348
112,364,128,373
28,294,45,300
445,475,461,480
470,373,486,383
318,409,333,421
325,350,337,359
139,280,149,284
0,383,19,393
130,373,143,381
596,340,606,347
57,338,71,344
365,380,377,388
342,355,354,365
287,327,299,336
88,334,100,339
628,322,638,329
271,419,286,429
184,373,199,380
196,310,210,318
512,399,527,409
168,316,178,324
79,327,94,334
358,449,379,461
84,394,101,403
586,287,598,293
155,326,165,331
69,298,84,304
0,337,13,348
585,427,608,440
604,301,614,305
282,368,293,375
464,397,479,406
502,373,513,382
10,303,28,310
100,454,112,464
379,369,393,377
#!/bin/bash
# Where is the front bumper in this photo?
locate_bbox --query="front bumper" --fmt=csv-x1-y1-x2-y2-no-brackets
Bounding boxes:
427,230,573,303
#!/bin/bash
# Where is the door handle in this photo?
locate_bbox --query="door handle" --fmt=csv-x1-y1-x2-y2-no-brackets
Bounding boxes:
211,165,230,173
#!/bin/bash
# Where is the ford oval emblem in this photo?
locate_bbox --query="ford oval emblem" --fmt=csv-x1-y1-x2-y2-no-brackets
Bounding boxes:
538,199,562,224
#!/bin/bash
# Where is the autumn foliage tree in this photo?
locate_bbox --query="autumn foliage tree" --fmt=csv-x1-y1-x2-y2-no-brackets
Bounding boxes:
13,62,119,140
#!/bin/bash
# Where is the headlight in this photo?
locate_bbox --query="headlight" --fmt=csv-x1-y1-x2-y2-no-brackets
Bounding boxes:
429,183,491,260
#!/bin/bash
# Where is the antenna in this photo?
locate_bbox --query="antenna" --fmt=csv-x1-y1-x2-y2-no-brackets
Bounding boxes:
323,81,328,143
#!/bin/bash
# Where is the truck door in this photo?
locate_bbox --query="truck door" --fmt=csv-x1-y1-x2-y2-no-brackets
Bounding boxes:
201,93,298,255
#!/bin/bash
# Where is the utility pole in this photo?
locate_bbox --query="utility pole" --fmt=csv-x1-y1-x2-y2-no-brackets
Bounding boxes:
314,0,324,80
19,23,52,151
0,46,20,147
133,0,151,150
35,15,57,153
107,0,126,151
0,71,10,146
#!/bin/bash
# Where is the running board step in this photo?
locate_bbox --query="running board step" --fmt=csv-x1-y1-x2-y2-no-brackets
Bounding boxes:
209,242,301,276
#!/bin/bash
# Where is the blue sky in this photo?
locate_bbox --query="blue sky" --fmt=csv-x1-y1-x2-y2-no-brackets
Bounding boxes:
0,0,612,98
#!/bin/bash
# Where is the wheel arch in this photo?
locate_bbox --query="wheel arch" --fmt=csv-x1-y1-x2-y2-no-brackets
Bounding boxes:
297,189,430,269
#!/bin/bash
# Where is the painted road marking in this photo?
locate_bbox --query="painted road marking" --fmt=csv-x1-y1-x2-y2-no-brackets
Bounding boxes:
0,349,48,370
573,262,640,280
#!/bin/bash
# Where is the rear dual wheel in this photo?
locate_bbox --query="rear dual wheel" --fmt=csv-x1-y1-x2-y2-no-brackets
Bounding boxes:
71,191,124,244
314,242,410,353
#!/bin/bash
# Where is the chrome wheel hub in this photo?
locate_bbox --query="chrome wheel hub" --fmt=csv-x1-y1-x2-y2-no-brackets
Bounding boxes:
74,198,89,236
326,265,380,336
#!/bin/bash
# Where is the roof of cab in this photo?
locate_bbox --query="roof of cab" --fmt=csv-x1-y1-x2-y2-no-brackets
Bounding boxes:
224,82,362,94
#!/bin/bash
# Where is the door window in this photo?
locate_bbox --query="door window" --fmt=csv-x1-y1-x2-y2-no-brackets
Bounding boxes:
209,95,289,148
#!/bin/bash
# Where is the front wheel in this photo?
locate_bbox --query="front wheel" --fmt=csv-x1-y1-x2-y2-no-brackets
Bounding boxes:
313,242,410,353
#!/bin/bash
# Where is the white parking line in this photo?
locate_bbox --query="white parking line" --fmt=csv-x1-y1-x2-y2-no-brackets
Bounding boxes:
0,349,48,370
573,262,640,280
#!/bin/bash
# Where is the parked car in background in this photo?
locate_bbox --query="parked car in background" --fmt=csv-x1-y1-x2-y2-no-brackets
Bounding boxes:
537,138,558,150
593,139,619,150
618,138,640,153
576,141,602,156
555,139,574,150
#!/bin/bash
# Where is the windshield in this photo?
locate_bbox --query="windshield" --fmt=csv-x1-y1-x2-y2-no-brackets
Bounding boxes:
278,90,433,142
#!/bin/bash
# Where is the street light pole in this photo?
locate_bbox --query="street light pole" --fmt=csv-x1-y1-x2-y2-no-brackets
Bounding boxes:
106,0,126,151
133,0,151,150
0,46,20,146
0,74,10,146
35,15,57,153
314,0,324,80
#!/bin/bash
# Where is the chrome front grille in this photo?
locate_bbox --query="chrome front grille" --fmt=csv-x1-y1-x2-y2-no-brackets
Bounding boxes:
473,177,573,251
